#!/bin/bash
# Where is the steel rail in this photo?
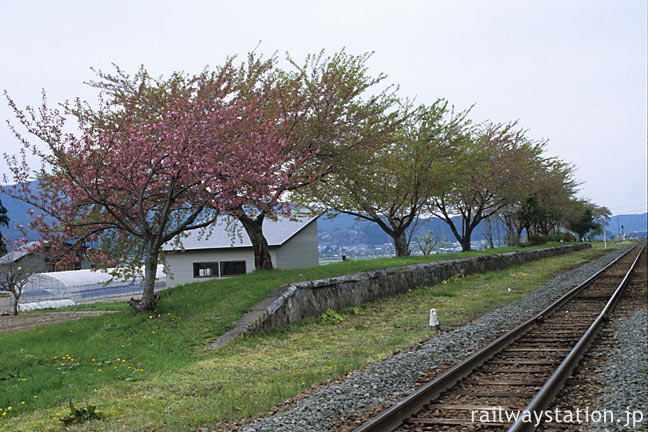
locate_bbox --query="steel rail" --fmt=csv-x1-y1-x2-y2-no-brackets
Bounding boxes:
352,243,641,432
507,243,646,432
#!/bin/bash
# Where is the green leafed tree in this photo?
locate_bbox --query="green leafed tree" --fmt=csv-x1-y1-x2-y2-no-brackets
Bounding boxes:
306,100,467,256
566,199,611,241
225,50,403,267
428,121,546,251
498,158,578,245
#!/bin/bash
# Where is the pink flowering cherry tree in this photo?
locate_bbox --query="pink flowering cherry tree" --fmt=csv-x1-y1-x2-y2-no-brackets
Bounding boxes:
3,65,254,311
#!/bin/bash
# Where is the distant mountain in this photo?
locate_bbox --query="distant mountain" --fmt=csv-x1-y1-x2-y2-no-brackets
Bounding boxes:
317,213,500,248
3,181,646,248
604,213,648,237
0,185,40,243
319,212,648,250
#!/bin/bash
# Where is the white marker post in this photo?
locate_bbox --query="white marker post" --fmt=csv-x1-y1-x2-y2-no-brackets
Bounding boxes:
429,308,441,332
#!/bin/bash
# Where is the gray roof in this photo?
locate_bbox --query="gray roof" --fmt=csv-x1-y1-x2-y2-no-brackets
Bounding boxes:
0,241,39,264
163,215,318,251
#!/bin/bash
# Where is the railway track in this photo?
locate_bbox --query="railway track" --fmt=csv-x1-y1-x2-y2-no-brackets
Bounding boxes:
352,242,646,432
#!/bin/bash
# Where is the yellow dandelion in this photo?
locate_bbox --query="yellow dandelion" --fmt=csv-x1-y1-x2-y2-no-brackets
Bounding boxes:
149,315,152,319
2,412,5,416
122,359,125,363
98,369,102,372
7,407,11,410
121,344,124,348
20,402,25,405
33,395,38,399
92,358,96,362
22,378,27,381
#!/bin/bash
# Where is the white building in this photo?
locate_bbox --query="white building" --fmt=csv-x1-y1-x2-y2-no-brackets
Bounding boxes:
163,215,319,287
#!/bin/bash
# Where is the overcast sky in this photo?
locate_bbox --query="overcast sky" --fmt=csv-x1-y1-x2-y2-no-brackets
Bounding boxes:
1,0,646,215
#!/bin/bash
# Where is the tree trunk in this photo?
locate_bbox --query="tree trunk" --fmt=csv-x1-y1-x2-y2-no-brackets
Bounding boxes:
12,294,19,316
485,219,495,249
129,244,160,311
239,214,273,270
393,231,411,256
459,222,476,252
432,205,474,253
515,226,523,245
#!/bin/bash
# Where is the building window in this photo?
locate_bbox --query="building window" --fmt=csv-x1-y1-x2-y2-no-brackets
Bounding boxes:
193,262,220,278
192,261,247,278
220,261,246,276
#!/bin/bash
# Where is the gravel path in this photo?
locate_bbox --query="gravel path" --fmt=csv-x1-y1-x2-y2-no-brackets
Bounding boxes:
588,308,647,432
242,246,633,432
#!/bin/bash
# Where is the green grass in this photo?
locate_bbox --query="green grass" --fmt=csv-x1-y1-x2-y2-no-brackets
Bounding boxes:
0,241,627,430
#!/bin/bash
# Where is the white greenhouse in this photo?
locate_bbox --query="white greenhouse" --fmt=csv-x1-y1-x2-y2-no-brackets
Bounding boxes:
21,265,166,304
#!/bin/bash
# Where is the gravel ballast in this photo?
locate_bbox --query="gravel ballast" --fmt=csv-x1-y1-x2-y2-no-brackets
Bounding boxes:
242,246,634,432
588,308,648,432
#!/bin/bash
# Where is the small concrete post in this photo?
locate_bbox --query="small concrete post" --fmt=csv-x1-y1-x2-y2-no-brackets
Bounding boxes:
429,308,441,331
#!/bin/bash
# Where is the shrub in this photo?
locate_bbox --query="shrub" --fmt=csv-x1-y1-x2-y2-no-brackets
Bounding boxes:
320,308,346,324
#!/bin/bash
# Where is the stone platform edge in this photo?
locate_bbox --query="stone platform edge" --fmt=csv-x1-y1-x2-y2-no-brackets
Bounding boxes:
210,243,590,348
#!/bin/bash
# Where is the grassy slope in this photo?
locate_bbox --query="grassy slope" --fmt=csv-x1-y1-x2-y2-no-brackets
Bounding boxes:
0,242,623,430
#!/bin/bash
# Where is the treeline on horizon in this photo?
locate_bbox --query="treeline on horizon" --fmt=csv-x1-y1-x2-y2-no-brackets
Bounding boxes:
0,49,611,310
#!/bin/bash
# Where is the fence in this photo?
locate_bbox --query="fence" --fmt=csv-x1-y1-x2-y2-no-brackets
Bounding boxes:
1,281,166,313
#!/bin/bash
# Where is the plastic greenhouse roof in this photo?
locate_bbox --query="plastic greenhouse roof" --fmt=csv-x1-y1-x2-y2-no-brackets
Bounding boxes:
28,265,165,288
